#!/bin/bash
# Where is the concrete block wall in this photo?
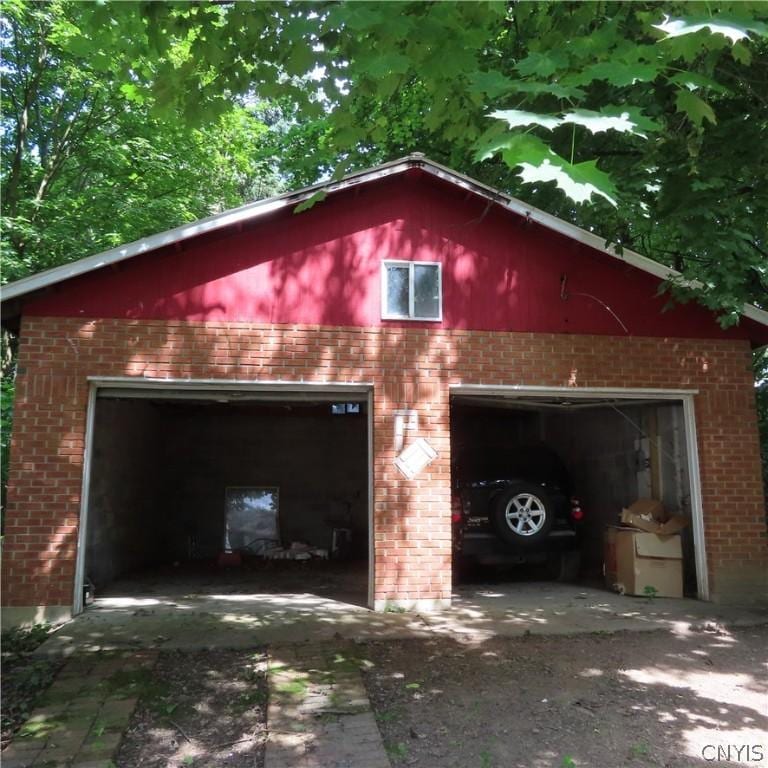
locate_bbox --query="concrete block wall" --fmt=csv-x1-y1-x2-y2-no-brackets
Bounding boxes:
86,399,164,588
153,403,368,560
2,317,766,617
84,400,369,586
540,404,695,588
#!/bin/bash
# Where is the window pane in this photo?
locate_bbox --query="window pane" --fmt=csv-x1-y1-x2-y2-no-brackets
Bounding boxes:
386,265,410,316
413,264,440,318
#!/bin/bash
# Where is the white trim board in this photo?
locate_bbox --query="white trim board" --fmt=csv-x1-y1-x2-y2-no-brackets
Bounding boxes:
2,154,766,332
73,378,376,615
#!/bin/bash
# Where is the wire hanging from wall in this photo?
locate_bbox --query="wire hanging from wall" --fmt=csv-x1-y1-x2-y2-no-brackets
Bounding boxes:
560,274,630,334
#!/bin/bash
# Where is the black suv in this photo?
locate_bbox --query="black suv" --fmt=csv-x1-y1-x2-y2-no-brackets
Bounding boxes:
451,443,584,580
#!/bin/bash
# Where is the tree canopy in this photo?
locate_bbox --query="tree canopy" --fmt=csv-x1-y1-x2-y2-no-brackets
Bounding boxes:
56,0,768,323
1,0,282,283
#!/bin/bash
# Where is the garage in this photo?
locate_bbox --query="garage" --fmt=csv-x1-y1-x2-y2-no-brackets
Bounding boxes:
450,386,705,598
2,155,767,626
76,382,373,612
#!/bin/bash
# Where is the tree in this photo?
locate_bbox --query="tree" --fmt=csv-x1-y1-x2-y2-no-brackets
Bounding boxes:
0,0,282,284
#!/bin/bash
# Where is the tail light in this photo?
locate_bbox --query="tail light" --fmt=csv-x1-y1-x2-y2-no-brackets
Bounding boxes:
451,494,464,524
570,497,584,521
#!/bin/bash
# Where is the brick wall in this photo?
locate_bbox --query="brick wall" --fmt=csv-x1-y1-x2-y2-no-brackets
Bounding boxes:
2,316,765,610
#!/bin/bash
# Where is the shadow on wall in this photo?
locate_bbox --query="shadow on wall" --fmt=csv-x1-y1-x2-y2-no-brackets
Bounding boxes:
26,176,751,607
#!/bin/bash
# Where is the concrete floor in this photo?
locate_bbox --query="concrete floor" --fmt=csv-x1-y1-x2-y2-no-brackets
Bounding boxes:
99,559,371,607
35,571,768,654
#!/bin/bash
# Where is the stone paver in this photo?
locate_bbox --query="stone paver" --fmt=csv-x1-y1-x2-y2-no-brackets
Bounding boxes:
266,643,391,768
2,650,157,768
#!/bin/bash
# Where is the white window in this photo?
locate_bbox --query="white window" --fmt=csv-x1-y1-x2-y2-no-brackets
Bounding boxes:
381,261,442,321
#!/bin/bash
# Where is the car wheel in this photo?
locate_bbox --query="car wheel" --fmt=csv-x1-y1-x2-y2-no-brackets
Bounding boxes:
491,484,554,545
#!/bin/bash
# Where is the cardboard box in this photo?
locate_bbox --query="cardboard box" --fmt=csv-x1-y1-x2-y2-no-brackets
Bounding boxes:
625,498,668,522
604,527,683,598
620,509,689,535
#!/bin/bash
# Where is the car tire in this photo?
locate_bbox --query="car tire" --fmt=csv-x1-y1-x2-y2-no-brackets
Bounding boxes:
491,483,554,545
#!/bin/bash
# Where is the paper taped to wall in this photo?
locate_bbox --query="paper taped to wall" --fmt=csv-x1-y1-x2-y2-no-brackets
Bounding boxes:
395,438,437,480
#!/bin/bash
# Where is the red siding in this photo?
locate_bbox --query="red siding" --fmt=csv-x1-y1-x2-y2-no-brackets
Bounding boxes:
25,171,764,344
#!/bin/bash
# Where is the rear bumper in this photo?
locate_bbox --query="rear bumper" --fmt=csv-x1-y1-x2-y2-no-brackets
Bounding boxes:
458,529,579,564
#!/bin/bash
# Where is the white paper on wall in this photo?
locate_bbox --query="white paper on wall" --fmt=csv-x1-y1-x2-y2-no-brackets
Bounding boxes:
394,437,437,479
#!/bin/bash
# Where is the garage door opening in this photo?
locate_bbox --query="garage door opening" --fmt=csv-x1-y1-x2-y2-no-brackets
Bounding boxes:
78,385,372,612
450,388,704,599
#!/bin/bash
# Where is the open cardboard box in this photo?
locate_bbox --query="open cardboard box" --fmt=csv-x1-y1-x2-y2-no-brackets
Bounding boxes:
620,498,688,535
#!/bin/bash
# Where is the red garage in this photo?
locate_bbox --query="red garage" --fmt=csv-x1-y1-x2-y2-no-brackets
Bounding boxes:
2,155,766,626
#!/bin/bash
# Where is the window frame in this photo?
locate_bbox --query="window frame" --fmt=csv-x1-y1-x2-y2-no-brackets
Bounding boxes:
380,260,443,322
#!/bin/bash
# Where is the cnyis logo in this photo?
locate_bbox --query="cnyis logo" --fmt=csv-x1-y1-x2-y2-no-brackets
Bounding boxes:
701,744,765,763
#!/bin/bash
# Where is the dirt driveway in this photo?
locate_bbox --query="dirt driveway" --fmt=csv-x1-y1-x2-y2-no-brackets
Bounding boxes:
362,625,768,768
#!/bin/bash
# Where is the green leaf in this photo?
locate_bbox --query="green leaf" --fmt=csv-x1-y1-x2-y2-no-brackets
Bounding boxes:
497,134,554,167
675,90,717,128
294,190,327,214
653,14,768,44
359,52,411,79
508,80,585,100
338,4,385,32
515,50,569,78
283,43,315,77
513,153,618,207
466,70,517,99
119,83,145,104
731,41,753,65
489,107,658,138
561,107,658,138
567,61,660,87
488,109,561,130
475,131,616,205
667,71,728,94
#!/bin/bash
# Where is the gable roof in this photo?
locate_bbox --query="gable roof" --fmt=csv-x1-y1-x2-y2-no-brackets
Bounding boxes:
2,153,767,332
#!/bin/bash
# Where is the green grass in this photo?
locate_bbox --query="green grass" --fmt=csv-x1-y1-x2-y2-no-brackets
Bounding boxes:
375,707,403,723
386,741,409,761
274,678,308,697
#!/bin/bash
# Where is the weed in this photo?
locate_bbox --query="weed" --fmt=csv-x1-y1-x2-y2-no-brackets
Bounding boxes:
1,624,61,743
643,585,659,600
384,604,407,614
275,679,308,697
562,757,577,768
480,748,493,768
19,718,63,739
405,681,421,690
386,741,409,761
1,624,51,655
231,688,267,713
375,707,402,723
629,742,650,759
